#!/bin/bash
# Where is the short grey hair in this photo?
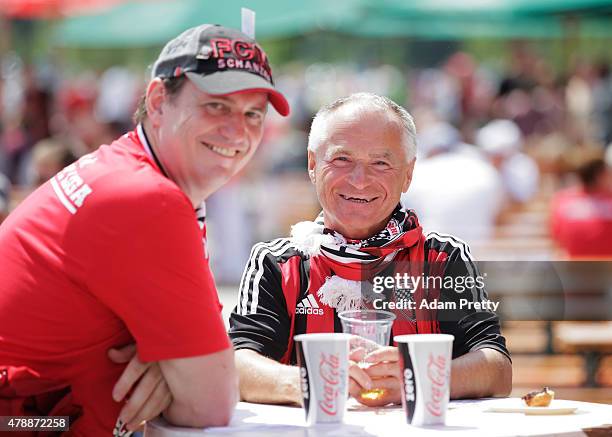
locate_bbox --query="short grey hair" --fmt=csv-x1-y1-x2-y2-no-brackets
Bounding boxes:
307,93,417,162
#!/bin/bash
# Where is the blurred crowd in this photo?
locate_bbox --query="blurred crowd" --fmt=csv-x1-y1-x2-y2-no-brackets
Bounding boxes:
1,44,611,281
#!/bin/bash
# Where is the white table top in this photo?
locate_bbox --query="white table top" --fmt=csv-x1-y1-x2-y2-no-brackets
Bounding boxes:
145,398,612,437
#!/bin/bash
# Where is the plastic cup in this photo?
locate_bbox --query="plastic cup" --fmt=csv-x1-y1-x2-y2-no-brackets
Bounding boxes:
294,333,351,425
338,309,396,351
394,334,454,426
338,309,396,400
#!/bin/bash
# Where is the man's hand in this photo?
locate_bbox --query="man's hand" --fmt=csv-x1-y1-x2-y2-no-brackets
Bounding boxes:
347,346,373,401
108,344,172,432
355,346,402,407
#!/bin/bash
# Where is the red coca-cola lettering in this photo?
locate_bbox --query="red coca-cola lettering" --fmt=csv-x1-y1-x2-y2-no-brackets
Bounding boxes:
318,353,340,416
425,353,447,417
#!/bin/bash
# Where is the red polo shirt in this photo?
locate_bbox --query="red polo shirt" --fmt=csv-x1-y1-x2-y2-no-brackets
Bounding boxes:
0,130,230,435
550,187,612,259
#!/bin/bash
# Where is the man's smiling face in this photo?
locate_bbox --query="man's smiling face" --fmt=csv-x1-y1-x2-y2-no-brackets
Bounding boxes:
150,78,268,203
308,103,415,239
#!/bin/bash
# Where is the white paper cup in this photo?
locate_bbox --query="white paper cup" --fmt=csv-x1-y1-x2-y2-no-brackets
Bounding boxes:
394,334,454,426
294,333,351,425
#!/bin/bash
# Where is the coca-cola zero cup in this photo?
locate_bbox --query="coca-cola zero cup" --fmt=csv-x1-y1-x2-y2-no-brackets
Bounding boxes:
394,334,454,426
294,333,351,425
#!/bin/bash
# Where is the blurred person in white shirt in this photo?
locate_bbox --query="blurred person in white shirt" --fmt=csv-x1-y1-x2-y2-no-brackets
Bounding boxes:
401,119,504,242
476,119,540,204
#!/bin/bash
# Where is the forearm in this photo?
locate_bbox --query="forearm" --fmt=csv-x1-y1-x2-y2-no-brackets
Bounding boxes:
163,386,238,428
160,349,239,427
235,349,301,405
450,348,512,399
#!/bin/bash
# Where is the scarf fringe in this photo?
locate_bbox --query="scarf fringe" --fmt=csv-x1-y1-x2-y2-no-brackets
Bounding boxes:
292,207,423,312
290,220,344,256
317,276,363,312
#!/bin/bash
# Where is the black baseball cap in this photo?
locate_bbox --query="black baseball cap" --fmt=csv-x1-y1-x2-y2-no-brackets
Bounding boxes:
152,24,290,116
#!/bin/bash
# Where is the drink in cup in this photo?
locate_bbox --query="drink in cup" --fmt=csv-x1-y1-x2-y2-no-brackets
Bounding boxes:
294,333,351,425
394,334,454,426
338,309,396,401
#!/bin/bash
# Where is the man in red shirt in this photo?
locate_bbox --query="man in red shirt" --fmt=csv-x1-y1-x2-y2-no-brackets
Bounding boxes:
0,24,289,436
551,157,612,259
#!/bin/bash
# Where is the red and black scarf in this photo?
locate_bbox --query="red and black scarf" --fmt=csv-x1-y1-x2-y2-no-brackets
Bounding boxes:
289,205,441,337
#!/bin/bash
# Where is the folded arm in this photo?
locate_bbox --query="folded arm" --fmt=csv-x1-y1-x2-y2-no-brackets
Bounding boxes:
111,344,238,431
160,347,239,427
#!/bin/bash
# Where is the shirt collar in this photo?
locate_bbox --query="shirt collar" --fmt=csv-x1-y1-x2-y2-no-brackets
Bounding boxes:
137,124,206,217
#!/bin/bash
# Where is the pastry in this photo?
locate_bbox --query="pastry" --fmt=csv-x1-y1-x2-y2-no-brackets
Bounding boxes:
522,387,555,407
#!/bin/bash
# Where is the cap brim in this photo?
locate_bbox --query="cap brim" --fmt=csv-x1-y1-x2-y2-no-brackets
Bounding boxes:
185,71,290,117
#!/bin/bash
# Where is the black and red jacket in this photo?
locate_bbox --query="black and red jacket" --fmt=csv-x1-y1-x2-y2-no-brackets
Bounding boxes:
229,232,510,365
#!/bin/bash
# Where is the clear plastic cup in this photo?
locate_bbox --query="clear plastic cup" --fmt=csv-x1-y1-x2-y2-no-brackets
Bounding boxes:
338,309,396,401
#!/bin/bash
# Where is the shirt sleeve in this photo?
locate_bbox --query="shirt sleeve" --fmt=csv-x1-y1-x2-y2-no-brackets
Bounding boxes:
83,185,230,362
427,234,511,362
228,242,292,361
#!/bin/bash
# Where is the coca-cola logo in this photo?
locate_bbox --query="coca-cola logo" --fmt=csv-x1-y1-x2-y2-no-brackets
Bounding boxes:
425,353,448,417
318,353,341,416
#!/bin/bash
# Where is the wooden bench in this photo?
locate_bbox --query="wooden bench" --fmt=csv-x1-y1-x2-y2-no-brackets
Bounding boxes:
503,321,550,353
554,322,612,387
599,356,612,386
511,354,586,387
